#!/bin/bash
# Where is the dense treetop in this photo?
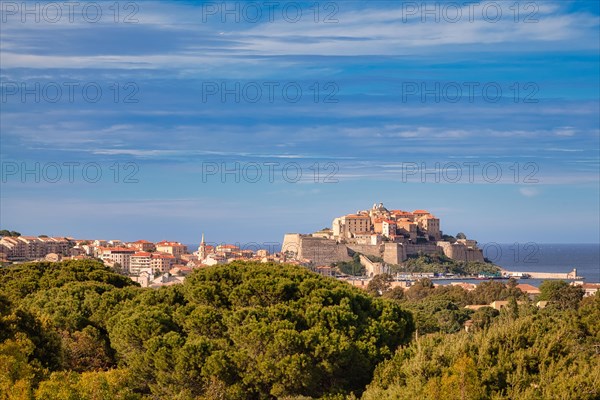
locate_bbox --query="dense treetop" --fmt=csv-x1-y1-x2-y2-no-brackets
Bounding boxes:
363,293,600,399
0,260,413,399
0,230,21,237
397,253,500,276
0,259,597,400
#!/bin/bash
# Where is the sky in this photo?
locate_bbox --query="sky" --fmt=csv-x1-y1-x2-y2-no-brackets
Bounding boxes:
0,0,599,247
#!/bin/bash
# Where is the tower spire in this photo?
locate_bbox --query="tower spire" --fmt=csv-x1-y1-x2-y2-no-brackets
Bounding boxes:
198,233,206,260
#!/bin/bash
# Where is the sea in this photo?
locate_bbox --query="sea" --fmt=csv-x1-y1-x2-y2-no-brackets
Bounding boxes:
486,243,599,284
186,242,600,286
444,243,600,287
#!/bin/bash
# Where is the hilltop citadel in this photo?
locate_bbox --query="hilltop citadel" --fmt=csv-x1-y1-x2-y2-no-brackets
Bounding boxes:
283,203,485,267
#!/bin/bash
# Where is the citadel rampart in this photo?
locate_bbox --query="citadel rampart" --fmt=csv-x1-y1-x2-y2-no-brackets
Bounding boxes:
282,234,352,265
437,241,485,263
346,244,384,258
283,234,485,266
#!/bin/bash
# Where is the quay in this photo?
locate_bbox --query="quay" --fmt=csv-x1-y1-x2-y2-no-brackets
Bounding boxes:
500,268,582,280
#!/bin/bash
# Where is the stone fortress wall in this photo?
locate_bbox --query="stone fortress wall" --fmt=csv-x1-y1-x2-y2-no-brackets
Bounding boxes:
283,203,485,266
437,241,485,263
283,234,484,266
282,234,352,265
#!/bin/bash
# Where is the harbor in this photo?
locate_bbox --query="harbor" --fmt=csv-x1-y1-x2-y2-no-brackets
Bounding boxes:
499,268,582,280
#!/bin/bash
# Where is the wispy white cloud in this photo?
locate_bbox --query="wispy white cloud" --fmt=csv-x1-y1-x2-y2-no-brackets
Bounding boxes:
519,187,541,197
554,127,576,136
1,1,598,69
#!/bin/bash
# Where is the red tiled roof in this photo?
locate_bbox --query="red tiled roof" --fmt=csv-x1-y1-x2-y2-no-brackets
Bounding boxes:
99,247,135,253
392,210,412,215
516,284,541,293
581,283,600,289
346,214,369,219
152,252,175,259
157,241,184,247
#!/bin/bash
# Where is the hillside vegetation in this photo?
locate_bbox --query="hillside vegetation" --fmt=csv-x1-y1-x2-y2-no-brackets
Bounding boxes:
0,260,413,399
0,260,597,399
398,253,500,276
363,294,600,399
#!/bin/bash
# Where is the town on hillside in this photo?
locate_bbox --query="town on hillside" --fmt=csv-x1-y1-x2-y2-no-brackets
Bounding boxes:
0,233,285,288
0,203,592,294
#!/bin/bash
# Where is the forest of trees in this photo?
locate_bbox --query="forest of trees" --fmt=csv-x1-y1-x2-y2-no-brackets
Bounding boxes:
397,253,500,276
333,252,500,277
0,259,598,399
363,293,600,399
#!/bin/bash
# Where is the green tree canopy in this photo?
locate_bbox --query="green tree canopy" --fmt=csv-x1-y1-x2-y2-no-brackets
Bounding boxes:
1,259,595,400
0,259,414,399
0,230,21,237
363,304,600,400
539,280,585,310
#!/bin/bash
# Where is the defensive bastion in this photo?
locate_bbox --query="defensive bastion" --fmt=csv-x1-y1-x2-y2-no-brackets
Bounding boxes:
282,234,484,266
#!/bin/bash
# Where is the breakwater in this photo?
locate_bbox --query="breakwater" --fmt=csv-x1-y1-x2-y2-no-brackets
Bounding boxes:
500,268,582,280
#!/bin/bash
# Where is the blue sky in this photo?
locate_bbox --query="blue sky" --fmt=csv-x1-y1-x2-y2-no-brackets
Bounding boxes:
1,0,599,246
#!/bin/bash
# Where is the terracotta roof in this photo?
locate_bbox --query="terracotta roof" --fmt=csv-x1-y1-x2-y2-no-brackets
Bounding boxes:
413,210,430,214
346,214,369,219
157,241,185,247
132,252,152,257
581,283,600,289
99,247,135,253
152,252,175,259
516,284,540,293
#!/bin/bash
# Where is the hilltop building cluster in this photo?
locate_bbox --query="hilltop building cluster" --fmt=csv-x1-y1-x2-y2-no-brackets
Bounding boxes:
283,203,484,268
332,203,441,243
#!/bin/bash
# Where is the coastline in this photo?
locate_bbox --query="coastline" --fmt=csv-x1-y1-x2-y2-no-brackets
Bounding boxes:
498,267,583,280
